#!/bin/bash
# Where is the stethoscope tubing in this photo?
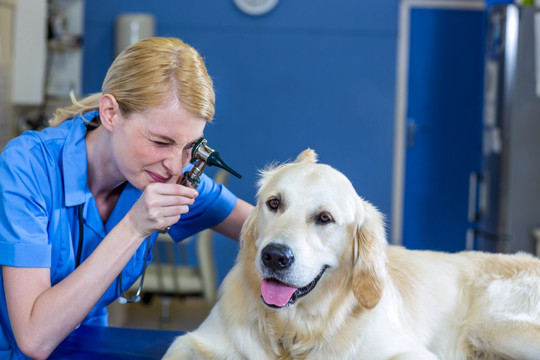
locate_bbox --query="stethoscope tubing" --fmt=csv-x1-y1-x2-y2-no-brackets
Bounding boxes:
76,204,150,303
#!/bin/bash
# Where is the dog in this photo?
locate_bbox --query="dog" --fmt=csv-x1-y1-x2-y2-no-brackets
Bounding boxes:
163,149,540,360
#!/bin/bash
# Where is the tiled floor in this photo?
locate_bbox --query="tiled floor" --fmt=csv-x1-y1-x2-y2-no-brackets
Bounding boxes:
107,295,213,332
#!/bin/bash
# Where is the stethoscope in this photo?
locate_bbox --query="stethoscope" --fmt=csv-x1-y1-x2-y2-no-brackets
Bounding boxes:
76,204,151,303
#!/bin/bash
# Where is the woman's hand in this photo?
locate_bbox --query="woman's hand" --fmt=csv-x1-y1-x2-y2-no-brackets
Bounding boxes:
128,182,198,236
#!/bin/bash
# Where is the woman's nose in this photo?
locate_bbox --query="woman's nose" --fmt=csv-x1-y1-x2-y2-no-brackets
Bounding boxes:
164,150,189,176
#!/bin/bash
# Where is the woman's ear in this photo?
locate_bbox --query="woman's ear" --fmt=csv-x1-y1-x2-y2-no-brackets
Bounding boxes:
99,94,120,131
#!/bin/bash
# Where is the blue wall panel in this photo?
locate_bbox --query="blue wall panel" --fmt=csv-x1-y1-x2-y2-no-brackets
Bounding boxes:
403,8,485,252
83,0,399,282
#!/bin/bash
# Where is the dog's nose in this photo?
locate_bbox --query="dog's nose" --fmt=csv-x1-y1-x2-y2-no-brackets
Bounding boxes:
261,244,295,271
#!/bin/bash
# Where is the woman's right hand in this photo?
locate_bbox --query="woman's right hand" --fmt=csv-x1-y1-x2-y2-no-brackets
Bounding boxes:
128,182,198,237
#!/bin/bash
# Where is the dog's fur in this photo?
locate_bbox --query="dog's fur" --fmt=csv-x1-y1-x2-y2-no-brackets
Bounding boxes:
163,149,540,360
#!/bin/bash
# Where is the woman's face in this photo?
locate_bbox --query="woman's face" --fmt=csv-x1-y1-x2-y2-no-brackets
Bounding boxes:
110,96,207,190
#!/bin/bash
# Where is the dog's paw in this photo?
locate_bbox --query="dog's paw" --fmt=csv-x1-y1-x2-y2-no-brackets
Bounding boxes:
162,335,215,360
162,347,206,360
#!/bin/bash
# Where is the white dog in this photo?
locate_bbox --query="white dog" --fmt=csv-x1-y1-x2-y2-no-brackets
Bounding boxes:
163,149,540,360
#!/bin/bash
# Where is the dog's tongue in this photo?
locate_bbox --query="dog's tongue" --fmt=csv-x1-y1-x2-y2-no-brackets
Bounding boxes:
261,279,298,307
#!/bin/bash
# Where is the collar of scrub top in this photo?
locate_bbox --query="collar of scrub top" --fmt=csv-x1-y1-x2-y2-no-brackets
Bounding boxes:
62,111,95,209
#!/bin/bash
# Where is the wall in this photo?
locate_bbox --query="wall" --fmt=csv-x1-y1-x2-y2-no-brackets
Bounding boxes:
0,0,16,150
83,0,399,282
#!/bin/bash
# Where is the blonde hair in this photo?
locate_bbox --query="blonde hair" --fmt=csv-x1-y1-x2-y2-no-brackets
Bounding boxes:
50,37,215,126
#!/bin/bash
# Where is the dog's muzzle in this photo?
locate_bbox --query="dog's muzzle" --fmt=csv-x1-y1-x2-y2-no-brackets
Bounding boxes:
259,243,327,308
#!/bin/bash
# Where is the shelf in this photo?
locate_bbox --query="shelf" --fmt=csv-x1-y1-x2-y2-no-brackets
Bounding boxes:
48,36,83,51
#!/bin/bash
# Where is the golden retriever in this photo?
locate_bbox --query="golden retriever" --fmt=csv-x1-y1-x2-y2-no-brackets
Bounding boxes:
163,149,540,360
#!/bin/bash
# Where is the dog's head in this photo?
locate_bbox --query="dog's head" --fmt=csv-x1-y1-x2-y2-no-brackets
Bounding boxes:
241,149,387,310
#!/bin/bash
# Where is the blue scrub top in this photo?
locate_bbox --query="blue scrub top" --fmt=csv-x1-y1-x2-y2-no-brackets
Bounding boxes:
0,110,237,359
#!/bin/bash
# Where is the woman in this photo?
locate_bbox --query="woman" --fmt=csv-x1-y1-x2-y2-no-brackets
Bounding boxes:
0,37,253,359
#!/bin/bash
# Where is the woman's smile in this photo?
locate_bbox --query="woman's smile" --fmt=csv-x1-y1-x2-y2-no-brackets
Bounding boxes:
146,170,171,183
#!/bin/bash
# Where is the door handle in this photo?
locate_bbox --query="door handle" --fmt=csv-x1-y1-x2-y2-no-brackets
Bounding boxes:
468,172,482,222
406,119,418,147
466,228,476,250
407,118,427,147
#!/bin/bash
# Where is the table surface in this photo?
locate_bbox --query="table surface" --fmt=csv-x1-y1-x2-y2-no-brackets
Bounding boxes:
49,325,184,359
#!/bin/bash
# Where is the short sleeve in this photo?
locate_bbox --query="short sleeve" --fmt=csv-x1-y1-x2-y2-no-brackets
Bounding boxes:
0,138,53,267
167,172,237,242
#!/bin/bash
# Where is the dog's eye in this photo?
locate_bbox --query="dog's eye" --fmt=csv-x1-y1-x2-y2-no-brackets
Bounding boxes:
267,197,280,211
317,212,334,224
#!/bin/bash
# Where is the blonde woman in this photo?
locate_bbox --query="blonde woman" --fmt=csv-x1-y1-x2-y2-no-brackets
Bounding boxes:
0,37,252,360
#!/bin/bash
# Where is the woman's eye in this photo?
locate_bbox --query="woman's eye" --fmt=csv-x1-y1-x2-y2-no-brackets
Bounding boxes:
267,197,280,210
153,141,169,146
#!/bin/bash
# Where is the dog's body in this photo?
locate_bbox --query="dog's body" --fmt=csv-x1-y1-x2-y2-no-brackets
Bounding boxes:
163,149,540,360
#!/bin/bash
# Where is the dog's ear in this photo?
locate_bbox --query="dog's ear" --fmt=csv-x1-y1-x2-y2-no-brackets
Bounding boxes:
256,149,318,191
294,148,318,164
351,199,387,309
240,206,259,249
238,205,260,270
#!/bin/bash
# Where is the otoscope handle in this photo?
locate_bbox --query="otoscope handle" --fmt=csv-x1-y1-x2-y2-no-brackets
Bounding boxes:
182,173,201,188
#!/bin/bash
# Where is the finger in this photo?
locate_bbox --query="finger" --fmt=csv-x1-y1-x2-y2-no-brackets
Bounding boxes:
152,183,198,198
159,204,193,229
158,204,191,217
148,205,188,232
156,194,197,209
144,184,198,207
161,214,182,230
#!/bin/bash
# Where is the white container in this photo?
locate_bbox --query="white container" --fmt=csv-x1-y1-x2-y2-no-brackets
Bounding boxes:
115,13,155,57
12,0,47,105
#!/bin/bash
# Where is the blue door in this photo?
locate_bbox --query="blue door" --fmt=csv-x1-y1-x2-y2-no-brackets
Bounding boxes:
403,7,484,252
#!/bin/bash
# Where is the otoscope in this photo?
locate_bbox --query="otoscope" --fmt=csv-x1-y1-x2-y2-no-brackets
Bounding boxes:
181,137,242,189
159,138,241,234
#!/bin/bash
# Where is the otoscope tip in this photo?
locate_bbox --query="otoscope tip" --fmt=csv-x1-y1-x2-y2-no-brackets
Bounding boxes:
208,152,242,179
